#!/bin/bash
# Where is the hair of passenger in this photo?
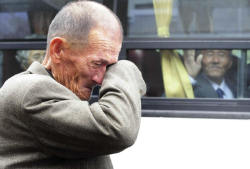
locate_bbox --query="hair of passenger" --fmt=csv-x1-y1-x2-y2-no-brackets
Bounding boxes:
47,0,123,49
197,49,233,59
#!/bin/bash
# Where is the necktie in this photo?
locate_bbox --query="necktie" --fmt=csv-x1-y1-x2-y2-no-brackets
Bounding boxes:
216,88,224,98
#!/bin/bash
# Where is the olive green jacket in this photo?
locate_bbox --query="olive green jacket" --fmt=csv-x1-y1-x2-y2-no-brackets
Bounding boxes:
0,60,146,169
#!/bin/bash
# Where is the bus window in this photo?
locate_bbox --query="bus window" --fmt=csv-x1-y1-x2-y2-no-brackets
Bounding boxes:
0,1,58,40
0,0,103,40
0,50,45,85
128,49,250,99
126,0,250,38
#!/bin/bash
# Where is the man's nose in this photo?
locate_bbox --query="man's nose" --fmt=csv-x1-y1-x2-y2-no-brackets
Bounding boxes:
211,55,220,63
92,67,106,85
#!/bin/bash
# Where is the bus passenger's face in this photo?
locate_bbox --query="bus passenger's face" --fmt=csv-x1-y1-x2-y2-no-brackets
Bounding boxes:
201,50,232,84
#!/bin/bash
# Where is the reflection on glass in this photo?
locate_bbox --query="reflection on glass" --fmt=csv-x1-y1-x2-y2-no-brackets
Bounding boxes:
16,50,45,70
0,50,45,87
0,0,104,40
128,49,164,96
0,12,31,39
178,0,213,34
128,49,250,99
127,0,250,38
0,0,79,40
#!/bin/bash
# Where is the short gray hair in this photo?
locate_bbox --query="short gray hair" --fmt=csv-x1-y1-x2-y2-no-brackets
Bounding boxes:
47,0,123,48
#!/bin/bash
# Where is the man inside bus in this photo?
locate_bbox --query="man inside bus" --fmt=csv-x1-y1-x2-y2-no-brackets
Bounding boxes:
0,1,146,169
183,49,235,98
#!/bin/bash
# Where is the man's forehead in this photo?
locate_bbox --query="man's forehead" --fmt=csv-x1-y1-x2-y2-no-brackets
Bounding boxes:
85,49,118,62
203,50,229,53
92,54,118,62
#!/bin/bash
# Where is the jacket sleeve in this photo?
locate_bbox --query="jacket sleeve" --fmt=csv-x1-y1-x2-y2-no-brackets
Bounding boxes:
21,60,146,158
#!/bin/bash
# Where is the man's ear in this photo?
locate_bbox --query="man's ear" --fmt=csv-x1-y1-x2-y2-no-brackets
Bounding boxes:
49,37,69,64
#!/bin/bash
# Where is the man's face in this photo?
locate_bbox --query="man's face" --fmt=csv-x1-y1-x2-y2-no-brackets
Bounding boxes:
201,50,232,83
53,28,122,100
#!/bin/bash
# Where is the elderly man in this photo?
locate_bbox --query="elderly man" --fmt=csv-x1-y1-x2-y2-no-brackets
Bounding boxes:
184,49,235,98
0,1,146,169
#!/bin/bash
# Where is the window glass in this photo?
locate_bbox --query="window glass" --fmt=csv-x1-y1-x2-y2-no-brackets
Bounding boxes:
1,49,250,100
0,0,103,40
0,51,2,86
0,49,44,86
126,0,250,38
0,0,58,40
127,49,250,99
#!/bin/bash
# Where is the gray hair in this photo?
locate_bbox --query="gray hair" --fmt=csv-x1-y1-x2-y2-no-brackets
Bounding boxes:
47,0,123,48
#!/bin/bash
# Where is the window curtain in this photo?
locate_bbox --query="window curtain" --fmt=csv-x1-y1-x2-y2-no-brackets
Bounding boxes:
153,0,194,98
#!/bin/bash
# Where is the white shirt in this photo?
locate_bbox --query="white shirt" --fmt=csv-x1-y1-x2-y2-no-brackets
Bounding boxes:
189,76,234,99
209,79,234,99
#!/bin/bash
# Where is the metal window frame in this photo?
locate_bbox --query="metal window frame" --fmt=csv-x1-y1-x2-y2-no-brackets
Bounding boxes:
0,41,46,50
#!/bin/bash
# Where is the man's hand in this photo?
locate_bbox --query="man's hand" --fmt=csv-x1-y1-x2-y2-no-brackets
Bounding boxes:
183,50,203,78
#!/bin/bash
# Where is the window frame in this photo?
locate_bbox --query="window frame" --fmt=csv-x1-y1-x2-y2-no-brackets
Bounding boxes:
121,37,250,119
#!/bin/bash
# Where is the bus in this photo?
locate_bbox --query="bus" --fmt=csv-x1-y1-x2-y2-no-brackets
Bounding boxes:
1,0,250,168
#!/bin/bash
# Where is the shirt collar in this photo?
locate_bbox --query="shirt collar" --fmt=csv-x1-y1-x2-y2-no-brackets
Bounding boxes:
209,79,226,91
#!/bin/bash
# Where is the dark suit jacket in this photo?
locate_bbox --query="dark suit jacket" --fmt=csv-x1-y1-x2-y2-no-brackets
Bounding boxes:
193,74,236,98
0,61,146,169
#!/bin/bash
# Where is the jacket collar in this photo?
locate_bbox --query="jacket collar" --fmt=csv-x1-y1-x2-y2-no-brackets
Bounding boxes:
27,61,52,78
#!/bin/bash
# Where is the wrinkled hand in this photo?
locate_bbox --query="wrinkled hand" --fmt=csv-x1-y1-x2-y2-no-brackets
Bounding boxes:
183,50,203,78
